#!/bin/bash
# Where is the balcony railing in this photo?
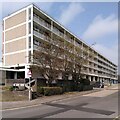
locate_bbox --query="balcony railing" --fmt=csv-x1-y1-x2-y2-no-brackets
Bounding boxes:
53,27,64,38
82,70,89,73
33,30,51,42
89,71,95,74
64,35,74,43
33,16,51,30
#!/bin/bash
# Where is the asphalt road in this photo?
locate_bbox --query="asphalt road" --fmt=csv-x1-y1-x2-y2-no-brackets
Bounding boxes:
2,89,119,119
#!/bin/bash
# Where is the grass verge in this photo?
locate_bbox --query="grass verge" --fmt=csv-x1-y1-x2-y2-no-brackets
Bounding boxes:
1,90,28,102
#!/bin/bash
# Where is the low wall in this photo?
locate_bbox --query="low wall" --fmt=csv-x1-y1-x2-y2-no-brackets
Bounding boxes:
12,90,29,97
5,79,25,86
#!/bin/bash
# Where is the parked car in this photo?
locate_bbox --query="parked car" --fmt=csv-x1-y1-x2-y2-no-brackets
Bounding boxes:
91,81,101,88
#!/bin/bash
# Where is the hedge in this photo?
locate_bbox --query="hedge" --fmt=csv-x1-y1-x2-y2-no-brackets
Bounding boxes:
37,86,44,94
80,79,90,85
37,87,63,96
77,83,84,91
57,80,75,92
83,85,93,91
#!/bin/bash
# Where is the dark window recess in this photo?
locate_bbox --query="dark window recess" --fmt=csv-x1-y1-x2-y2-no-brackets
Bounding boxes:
29,22,31,34
29,37,31,48
29,51,31,62
29,8,31,20
6,71,14,79
17,72,25,79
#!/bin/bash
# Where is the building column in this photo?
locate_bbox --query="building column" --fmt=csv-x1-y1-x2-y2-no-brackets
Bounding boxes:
93,76,95,81
97,77,99,82
14,72,17,79
58,72,62,80
107,78,109,84
83,75,86,79
89,76,91,81
99,77,101,82
68,74,72,80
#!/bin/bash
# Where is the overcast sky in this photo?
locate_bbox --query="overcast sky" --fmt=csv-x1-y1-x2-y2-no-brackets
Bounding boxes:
0,1,118,65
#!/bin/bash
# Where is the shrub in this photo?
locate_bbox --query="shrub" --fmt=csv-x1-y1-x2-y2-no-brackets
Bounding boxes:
9,86,14,91
83,85,93,91
37,86,44,94
37,87,63,96
79,79,90,85
45,87,63,96
83,79,90,85
77,83,84,91
2,86,11,90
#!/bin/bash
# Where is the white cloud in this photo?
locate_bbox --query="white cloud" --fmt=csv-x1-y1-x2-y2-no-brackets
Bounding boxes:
59,3,85,26
82,14,118,40
93,44,118,65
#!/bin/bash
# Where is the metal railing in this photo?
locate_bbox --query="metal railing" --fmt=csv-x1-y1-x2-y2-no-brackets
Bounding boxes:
34,16,51,30
53,27,64,38
33,30,51,42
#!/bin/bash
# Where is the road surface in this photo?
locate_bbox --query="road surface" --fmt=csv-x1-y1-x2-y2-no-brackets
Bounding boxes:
2,88,119,119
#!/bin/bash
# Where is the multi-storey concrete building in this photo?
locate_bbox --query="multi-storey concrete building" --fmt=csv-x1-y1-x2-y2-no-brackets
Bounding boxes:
2,4,118,84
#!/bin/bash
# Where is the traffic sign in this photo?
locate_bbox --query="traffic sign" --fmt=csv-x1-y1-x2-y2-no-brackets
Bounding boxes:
27,70,32,77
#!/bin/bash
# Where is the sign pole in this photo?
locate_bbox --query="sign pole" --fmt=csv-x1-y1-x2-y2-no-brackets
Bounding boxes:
29,77,31,101
28,70,32,101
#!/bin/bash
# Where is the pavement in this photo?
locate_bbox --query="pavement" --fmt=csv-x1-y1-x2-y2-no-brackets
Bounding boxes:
1,84,119,110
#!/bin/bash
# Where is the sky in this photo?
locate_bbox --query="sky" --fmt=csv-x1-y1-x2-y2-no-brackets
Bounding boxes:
0,1,118,66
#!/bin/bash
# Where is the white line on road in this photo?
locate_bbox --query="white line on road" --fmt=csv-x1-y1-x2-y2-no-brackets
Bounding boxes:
2,103,43,112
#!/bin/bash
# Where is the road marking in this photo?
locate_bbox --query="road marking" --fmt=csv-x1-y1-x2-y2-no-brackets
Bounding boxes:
1,91,99,111
2,103,43,111
2,88,117,112
43,102,115,116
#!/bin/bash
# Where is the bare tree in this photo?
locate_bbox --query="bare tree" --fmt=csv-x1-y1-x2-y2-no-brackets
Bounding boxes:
31,33,94,87
31,38,66,86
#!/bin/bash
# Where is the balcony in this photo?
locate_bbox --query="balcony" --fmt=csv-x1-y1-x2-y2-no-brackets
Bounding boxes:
64,35,74,43
93,60,98,64
33,15,51,30
89,71,96,75
33,30,51,42
89,64,98,70
53,27,64,38
82,69,89,74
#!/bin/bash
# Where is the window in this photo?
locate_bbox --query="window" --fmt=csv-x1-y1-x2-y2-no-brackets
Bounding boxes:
29,8,31,20
29,22,31,34
29,37,31,49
